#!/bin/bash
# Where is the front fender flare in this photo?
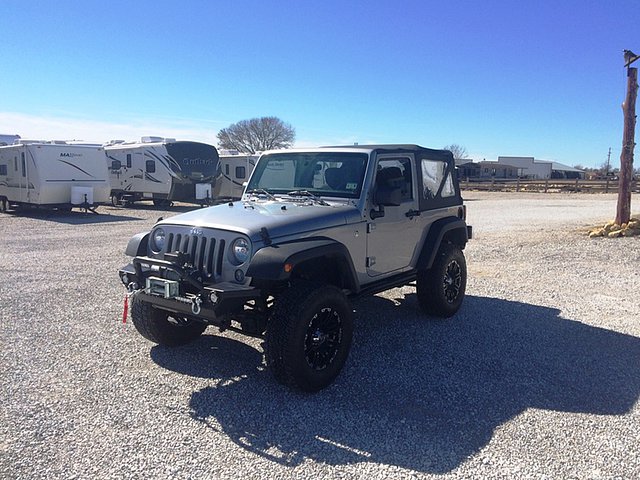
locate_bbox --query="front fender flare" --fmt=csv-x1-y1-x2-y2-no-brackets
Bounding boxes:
246,238,360,293
125,232,149,257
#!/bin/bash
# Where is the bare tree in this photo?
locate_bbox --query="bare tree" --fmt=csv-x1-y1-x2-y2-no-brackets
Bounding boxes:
443,144,469,162
616,51,638,225
217,117,295,154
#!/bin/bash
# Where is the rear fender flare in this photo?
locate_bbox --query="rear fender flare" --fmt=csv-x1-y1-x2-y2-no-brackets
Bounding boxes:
417,218,469,270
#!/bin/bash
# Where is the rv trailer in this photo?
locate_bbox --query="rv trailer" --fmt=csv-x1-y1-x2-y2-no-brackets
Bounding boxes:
214,150,259,201
0,141,110,212
0,134,20,146
105,137,220,207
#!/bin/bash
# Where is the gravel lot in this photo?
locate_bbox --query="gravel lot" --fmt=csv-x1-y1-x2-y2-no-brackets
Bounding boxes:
1,191,639,479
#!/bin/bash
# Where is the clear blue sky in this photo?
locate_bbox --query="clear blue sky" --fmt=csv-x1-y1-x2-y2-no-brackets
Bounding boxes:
1,0,637,168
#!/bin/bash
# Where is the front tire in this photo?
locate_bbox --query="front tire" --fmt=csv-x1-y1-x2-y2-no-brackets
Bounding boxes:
417,244,467,318
131,296,207,346
265,282,353,392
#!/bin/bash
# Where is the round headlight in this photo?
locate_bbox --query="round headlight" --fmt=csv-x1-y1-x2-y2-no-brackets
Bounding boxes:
151,228,166,252
231,237,250,264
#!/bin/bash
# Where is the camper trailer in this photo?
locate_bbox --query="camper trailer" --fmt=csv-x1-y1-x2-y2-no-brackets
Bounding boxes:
0,134,20,146
105,137,220,206
214,151,258,201
0,141,110,212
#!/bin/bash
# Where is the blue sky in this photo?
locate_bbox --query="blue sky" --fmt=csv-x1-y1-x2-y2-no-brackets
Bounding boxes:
1,0,637,168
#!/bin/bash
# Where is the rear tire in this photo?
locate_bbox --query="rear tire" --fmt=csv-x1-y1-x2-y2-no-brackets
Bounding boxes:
265,281,353,392
131,296,207,346
417,244,467,318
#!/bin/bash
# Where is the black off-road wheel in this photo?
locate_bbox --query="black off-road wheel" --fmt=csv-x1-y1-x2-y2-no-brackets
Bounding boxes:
265,282,354,392
131,296,207,346
417,244,467,318
0,197,7,213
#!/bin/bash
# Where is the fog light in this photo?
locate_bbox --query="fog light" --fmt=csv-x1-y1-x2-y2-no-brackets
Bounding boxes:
234,269,245,283
122,273,129,284
209,291,219,304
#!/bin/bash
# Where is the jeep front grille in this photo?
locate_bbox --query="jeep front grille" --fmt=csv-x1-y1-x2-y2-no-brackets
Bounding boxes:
165,232,226,278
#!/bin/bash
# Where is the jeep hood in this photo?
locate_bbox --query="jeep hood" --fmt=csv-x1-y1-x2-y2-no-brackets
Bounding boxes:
157,200,362,241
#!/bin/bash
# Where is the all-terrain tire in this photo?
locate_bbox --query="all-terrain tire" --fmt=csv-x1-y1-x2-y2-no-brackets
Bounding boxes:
265,281,353,392
131,296,207,346
416,243,467,318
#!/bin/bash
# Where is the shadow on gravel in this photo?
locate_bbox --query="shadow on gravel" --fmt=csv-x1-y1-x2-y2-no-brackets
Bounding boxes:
2,209,143,224
151,294,640,473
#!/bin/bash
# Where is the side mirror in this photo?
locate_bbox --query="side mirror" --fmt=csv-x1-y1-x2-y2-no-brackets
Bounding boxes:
111,160,122,170
370,185,402,219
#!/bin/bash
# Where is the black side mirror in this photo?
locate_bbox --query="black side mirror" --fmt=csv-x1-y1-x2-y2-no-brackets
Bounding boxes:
111,160,122,170
370,184,402,219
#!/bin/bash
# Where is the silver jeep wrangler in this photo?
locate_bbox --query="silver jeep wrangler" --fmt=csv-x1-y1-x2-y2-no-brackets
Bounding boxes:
119,144,472,391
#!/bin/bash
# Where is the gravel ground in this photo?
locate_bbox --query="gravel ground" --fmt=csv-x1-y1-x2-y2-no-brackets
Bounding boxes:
1,191,639,479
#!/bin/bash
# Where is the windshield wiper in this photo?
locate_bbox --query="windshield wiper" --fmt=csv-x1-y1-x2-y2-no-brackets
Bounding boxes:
246,188,277,201
286,190,330,206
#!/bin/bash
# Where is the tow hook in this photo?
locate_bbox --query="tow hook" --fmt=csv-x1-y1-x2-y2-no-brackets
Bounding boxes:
191,296,202,315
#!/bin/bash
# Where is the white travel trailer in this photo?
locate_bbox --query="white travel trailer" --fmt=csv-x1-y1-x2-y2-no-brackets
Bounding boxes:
0,141,110,212
105,137,220,206
214,151,259,201
0,134,20,146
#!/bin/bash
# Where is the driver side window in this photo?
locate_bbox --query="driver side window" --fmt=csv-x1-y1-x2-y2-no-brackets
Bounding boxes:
376,157,413,202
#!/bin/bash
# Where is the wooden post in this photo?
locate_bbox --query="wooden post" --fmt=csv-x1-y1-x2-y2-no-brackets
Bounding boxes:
544,179,549,193
616,66,637,225
516,178,520,192
605,178,610,193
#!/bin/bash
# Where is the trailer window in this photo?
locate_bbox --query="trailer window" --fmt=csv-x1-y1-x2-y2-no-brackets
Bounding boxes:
225,164,230,175
126,154,132,168
0,165,7,176
21,153,26,177
14,157,17,171
236,166,246,179
146,160,156,173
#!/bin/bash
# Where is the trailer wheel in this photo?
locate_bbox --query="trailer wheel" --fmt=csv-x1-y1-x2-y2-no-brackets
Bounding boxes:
153,199,172,208
0,197,7,213
111,194,121,207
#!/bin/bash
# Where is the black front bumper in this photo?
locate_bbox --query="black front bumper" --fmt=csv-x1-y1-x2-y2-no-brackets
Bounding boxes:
119,256,260,321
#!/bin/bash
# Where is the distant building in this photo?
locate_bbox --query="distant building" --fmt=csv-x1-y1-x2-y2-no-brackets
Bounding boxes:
458,161,519,179
497,156,584,179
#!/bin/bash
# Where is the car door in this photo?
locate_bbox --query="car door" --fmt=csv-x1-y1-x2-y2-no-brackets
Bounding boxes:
366,155,421,277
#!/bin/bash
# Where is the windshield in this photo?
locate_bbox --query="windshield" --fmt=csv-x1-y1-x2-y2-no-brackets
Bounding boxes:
246,152,368,199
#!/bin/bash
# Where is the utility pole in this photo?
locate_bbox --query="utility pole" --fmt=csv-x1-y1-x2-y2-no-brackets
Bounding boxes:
616,50,638,226
606,147,611,175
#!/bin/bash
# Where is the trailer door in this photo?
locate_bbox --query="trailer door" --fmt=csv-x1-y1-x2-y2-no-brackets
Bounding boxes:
18,148,29,203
